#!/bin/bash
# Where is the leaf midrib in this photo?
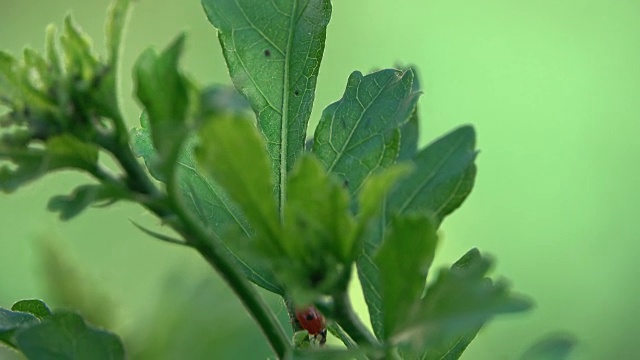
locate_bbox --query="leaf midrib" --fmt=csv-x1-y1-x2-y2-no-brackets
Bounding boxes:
279,0,299,219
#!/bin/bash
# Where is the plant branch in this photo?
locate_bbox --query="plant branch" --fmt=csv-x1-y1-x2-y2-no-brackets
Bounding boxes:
166,181,291,358
103,138,291,359
333,291,379,351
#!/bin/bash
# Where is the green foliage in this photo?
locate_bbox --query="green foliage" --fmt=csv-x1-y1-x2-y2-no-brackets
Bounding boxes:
133,35,191,180
313,69,420,195
356,125,478,340
414,249,532,358
0,0,539,358
11,300,52,320
375,215,438,340
202,0,332,212
196,117,280,241
1,300,123,360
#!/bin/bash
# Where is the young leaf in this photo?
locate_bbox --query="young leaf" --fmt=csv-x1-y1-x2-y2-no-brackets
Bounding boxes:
60,16,99,80
134,35,189,179
91,0,133,123
10,300,52,321
195,117,280,244
106,0,132,66
387,125,477,223
0,135,99,193
202,0,333,212
284,154,354,263
375,215,438,340
15,311,125,360
357,126,477,339
414,249,533,358
275,154,355,302
48,183,128,221
0,51,54,111
313,69,420,195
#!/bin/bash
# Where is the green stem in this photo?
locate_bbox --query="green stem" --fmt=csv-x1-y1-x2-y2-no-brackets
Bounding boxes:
167,185,291,358
334,291,379,350
105,139,291,359
100,134,161,198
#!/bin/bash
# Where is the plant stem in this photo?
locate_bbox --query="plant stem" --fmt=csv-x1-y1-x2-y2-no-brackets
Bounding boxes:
101,136,161,198
334,291,379,350
168,190,291,358
105,140,291,358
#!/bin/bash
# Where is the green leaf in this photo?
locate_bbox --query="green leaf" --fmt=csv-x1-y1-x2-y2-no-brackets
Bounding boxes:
351,166,413,326
134,34,189,179
313,69,420,195
60,16,99,82
388,126,477,223
375,215,438,340
0,135,99,193
202,0,333,212
131,89,284,294
89,0,133,123
277,154,355,302
130,112,163,180
48,184,128,221
415,249,533,359
11,300,52,321
284,154,353,263
0,51,54,111
195,116,280,248
45,25,63,76
397,66,421,162
15,311,125,360
0,308,39,347
0,51,21,107
357,126,478,339
520,333,577,360
356,165,412,227
398,112,419,162
22,48,49,94
106,0,132,67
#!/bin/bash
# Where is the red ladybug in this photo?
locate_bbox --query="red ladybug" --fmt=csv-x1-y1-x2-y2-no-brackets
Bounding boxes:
295,306,327,345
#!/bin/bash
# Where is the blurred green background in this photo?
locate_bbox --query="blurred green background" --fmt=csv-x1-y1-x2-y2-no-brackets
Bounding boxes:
1,0,639,359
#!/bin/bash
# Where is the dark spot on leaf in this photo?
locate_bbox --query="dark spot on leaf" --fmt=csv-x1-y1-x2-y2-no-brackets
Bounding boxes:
294,90,300,96
264,49,271,57
343,179,349,189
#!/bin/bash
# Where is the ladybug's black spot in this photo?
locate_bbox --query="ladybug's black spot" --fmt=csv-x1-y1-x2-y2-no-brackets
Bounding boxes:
264,49,271,57
305,313,315,321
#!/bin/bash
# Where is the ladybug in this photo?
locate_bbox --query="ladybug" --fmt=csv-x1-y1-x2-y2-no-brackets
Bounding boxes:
295,306,327,345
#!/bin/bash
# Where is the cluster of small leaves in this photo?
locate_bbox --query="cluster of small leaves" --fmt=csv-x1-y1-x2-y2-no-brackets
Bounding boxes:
0,0,133,211
0,300,124,360
0,0,539,358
